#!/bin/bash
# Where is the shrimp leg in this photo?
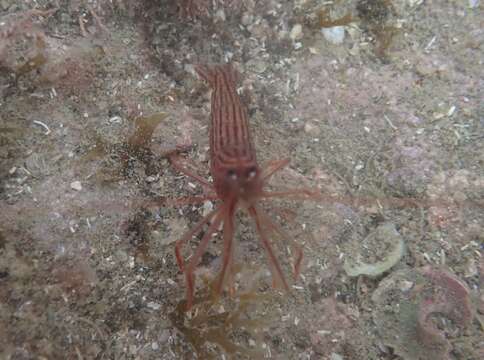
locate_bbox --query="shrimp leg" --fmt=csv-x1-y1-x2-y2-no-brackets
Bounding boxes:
175,208,219,272
261,188,320,201
248,205,289,291
261,158,290,182
168,154,214,191
184,207,225,309
215,202,237,296
256,208,304,279
144,195,219,210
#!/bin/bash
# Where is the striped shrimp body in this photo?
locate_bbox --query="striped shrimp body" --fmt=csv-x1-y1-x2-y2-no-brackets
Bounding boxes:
171,64,311,309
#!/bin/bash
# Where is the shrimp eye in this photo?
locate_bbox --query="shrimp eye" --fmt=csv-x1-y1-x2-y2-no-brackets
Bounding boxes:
227,169,237,180
247,166,257,179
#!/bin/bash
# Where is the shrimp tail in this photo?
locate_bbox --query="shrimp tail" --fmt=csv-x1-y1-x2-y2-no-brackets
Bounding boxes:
194,63,239,89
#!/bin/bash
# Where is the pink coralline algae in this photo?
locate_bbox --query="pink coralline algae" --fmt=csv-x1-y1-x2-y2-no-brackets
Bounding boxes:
372,267,474,360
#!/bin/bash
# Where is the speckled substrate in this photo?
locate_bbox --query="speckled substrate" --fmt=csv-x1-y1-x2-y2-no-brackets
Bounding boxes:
1,1,482,359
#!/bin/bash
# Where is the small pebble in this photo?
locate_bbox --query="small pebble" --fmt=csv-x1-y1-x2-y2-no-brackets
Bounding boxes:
70,181,82,191
355,163,364,171
322,26,345,45
399,280,414,292
330,353,344,360
241,12,253,26
215,9,226,21
290,24,303,40
464,258,477,278
151,342,159,351
304,122,321,136
1,0,10,11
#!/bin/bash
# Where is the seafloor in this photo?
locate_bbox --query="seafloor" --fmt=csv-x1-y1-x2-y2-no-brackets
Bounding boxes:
1,1,482,359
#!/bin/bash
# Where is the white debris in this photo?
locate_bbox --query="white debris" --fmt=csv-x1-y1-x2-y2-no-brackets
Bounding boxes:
424,36,437,52
202,200,214,217
188,182,197,189
290,24,303,40
447,105,456,117
109,116,122,123
408,0,424,6
70,181,82,191
33,120,51,135
322,26,345,45
147,301,161,310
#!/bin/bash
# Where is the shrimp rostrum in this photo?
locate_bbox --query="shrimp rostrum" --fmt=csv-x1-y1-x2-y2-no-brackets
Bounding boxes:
170,64,314,309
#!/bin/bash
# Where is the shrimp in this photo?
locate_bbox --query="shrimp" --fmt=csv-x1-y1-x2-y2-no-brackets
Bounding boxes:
170,64,314,309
